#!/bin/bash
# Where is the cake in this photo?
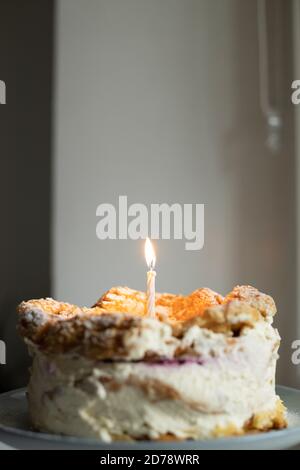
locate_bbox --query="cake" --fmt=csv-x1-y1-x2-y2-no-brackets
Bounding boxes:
17,285,287,442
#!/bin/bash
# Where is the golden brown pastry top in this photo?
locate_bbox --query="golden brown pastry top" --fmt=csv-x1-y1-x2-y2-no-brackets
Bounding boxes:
17,285,276,360
95,286,224,321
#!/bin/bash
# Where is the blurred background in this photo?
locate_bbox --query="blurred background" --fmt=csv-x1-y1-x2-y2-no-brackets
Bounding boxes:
0,0,300,392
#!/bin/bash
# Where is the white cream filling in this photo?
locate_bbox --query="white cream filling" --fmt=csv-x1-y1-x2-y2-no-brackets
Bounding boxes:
27,321,281,442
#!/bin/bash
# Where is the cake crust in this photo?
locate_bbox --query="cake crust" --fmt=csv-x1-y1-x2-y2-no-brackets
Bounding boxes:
95,286,224,321
18,285,276,360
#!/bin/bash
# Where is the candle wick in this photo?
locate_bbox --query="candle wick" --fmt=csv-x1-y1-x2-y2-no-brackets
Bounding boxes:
149,262,155,271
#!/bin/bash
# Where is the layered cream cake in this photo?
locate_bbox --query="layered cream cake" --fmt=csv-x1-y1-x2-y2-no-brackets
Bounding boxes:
17,285,287,442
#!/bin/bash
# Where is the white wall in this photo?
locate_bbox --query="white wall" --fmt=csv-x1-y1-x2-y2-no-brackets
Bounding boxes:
53,0,297,385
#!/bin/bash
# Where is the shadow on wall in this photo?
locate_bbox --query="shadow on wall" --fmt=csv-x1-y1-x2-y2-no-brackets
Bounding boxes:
0,0,54,392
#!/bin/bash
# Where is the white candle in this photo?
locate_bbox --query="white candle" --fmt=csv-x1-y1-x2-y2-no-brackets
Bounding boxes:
145,238,156,317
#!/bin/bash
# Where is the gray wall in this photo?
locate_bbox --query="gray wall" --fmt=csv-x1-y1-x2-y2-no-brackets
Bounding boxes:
0,0,53,391
53,0,298,386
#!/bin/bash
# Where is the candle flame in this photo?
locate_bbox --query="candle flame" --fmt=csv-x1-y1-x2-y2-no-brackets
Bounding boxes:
145,238,156,270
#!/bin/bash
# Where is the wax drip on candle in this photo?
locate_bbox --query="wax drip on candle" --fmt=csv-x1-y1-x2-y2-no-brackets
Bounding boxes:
145,238,156,317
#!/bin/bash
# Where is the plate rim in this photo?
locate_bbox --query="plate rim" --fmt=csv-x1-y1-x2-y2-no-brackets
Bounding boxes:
0,385,299,447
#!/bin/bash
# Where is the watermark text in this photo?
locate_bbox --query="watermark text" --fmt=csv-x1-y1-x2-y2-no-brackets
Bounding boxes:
291,340,300,365
96,196,204,251
0,340,6,365
0,80,6,104
291,80,300,105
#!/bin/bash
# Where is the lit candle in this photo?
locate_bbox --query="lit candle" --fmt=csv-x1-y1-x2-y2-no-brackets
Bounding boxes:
145,238,156,317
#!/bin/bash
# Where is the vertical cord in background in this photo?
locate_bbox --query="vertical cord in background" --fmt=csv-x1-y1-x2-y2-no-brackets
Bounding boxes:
257,0,283,153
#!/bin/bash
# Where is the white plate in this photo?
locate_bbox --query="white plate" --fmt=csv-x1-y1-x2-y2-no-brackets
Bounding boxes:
0,386,299,450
